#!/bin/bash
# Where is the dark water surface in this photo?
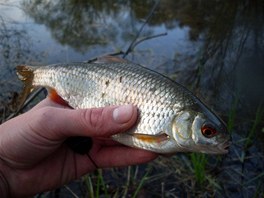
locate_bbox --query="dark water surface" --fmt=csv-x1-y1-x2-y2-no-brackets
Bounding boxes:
0,0,263,197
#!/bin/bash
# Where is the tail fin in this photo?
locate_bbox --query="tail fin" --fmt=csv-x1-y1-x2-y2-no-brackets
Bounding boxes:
16,65,35,110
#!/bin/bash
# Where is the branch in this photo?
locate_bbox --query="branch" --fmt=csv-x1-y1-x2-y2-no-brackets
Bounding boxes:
123,0,160,58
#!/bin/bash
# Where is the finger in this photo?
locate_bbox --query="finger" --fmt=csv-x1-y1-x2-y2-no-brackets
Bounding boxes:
92,146,158,168
27,104,138,140
75,147,158,176
94,138,125,146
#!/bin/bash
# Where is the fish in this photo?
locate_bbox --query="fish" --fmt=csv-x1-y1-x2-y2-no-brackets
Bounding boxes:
16,57,231,154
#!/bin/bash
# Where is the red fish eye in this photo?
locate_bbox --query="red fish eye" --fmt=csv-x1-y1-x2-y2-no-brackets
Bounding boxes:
201,125,218,138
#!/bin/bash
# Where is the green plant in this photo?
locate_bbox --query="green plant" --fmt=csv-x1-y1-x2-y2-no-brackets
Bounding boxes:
244,103,263,150
227,97,239,132
132,168,150,198
96,169,109,198
83,174,94,198
190,153,207,186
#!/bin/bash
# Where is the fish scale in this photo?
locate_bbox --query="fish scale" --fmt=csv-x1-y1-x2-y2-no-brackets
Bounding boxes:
38,63,177,132
16,60,231,154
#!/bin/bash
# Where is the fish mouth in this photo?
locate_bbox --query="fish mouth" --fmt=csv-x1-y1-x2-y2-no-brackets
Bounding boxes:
217,140,231,154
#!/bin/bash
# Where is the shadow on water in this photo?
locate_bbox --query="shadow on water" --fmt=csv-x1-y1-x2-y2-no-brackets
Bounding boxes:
0,0,263,197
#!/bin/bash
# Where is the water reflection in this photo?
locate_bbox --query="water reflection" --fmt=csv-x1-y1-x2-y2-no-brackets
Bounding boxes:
22,0,149,52
0,14,38,112
197,0,264,114
21,0,264,111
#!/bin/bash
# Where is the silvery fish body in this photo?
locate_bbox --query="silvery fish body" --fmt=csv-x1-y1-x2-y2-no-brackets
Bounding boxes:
17,60,230,154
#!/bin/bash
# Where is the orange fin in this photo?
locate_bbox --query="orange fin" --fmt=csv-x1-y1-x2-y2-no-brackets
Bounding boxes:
133,133,169,144
16,65,35,110
49,88,69,106
93,55,128,64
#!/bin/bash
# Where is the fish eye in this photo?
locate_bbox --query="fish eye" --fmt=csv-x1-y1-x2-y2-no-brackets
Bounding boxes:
201,124,218,138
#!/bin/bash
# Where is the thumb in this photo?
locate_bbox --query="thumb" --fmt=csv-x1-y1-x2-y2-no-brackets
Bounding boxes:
28,104,137,140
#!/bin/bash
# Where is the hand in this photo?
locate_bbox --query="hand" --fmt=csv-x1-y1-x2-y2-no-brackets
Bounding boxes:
0,98,157,197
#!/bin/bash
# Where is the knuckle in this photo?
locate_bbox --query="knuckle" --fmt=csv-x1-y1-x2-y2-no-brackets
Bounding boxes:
33,107,57,131
81,108,105,133
36,107,55,121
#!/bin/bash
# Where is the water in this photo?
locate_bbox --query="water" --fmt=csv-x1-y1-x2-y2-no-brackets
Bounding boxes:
0,0,263,197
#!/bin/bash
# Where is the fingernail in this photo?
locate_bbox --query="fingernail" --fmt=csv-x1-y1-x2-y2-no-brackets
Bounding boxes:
113,105,134,124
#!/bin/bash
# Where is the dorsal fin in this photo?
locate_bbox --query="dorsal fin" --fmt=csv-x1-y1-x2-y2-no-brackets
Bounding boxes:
93,55,128,64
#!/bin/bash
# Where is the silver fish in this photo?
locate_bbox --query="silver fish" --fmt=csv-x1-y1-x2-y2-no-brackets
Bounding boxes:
16,58,230,154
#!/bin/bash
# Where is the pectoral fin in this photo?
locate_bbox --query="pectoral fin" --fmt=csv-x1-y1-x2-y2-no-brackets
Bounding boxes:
48,88,70,107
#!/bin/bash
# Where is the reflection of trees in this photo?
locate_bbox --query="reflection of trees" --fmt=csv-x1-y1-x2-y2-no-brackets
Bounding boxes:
21,0,264,108
0,17,31,69
0,15,37,114
23,0,242,51
158,0,264,113
20,0,264,51
21,0,253,53
22,0,145,52
196,1,264,104
131,0,239,40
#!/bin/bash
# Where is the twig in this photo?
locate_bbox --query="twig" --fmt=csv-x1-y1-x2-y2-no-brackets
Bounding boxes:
122,166,131,198
5,87,44,121
123,0,160,57
131,32,167,49
85,51,125,63
64,185,79,198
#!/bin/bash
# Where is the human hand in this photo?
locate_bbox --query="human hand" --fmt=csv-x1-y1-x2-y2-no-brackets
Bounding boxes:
0,98,157,197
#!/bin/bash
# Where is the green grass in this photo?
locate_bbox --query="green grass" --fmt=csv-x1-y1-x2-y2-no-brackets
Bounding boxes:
253,180,264,198
190,153,207,186
82,169,109,198
132,168,150,198
244,103,263,150
83,175,94,198
81,166,151,198
96,169,109,197
227,97,239,132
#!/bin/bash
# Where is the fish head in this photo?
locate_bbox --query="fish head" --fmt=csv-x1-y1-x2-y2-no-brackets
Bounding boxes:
171,107,231,154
